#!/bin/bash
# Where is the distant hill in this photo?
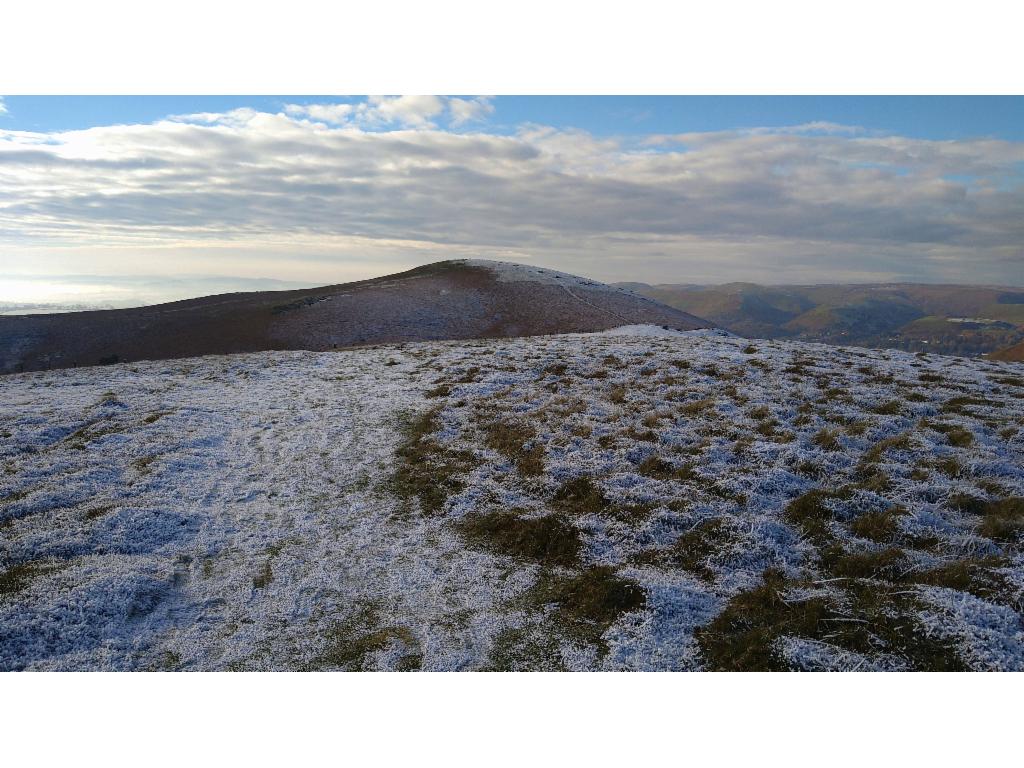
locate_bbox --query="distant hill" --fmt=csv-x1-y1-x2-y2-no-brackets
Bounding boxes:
991,340,1024,362
0,260,707,373
620,282,1024,356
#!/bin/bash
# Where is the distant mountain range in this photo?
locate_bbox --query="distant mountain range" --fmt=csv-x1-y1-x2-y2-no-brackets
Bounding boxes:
618,282,1024,357
0,260,706,374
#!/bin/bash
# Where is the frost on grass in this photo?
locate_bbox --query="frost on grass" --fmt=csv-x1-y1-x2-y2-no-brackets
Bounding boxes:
1,327,1023,670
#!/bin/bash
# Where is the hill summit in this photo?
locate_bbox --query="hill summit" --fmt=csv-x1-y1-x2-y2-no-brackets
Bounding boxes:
0,260,707,373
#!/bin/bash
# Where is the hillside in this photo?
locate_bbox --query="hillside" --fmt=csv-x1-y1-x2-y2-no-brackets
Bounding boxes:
2,327,1023,670
624,282,1024,356
0,260,706,374
992,341,1024,362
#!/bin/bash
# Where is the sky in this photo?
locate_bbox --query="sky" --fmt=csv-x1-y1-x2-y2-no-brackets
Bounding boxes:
1,95,1022,308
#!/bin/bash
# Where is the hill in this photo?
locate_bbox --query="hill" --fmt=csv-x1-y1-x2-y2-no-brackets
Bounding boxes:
992,340,1024,362
2,327,1023,670
622,282,1024,356
0,260,707,374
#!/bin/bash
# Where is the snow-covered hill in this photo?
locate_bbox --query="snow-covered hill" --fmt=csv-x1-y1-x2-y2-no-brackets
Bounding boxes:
2,328,1023,670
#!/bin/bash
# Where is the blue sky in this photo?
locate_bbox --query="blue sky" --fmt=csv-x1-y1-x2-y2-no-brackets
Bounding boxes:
1,96,1022,308
3,95,1023,141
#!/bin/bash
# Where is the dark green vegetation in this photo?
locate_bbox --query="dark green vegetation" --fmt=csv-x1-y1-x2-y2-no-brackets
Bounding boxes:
389,408,479,515
483,420,545,475
695,569,969,671
307,603,422,672
457,510,581,567
0,559,60,596
622,282,1024,356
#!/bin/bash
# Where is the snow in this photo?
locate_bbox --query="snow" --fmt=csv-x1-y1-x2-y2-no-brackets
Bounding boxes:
2,328,1023,670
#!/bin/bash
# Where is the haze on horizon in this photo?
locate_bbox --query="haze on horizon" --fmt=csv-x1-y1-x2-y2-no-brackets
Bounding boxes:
1,95,1022,309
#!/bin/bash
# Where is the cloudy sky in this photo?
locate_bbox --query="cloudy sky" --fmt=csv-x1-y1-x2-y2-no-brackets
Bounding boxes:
1,95,1022,307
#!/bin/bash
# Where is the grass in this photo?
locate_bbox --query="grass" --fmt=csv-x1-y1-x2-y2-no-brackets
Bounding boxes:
552,476,609,516
871,400,903,415
252,560,274,589
0,559,58,596
456,509,581,567
83,504,114,521
608,385,627,404
695,568,968,671
819,545,907,580
975,497,1024,542
784,488,852,542
483,420,544,476
811,428,841,451
637,455,677,480
637,517,737,581
529,566,646,654
679,398,715,417
861,432,913,467
942,396,989,415
310,603,421,671
389,408,478,516
849,507,906,542
425,383,451,398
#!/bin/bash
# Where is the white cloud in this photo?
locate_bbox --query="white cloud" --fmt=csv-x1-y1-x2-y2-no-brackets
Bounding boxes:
0,97,7,115
0,106,1022,288
362,94,445,127
283,96,489,128
448,96,494,126
283,102,355,124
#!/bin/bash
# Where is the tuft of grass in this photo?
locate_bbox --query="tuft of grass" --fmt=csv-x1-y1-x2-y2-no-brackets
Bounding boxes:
941,396,988,415
425,383,451,398
871,400,902,416
819,545,907,580
695,569,832,671
679,398,715,417
457,510,581,567
976,497,1024,542
637,455,676,480
784,488,852,542
918,372,944,383
910,556,1011,603
252,560,274,589
311,604,421,671
695,569,968,671
542,362,568,377
849,507,905,542
529,566,646,653
0,559,58,595
638,518,737,581
928,421,975,447
552,476,609,516
483,420,544,476
933,455,965,477
83,504,114,521
608,385,627,404
811,428,841,452
742,344,758,354
861,432,913,467
389,408,478,516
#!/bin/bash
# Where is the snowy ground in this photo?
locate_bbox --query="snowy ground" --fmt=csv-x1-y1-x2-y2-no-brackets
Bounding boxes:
2,328,1023,670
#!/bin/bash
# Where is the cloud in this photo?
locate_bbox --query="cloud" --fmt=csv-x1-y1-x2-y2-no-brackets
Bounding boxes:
283,95,492,129
448,96,495,126
0,104,1022,289
0,97,7,115
283,102,355,124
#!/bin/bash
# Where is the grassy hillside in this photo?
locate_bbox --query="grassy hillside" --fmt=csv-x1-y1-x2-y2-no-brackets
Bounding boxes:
625,283,1024,356
3,327,1023,670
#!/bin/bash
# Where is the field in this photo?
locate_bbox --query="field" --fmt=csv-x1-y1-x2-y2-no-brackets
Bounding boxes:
2,327,1023,670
